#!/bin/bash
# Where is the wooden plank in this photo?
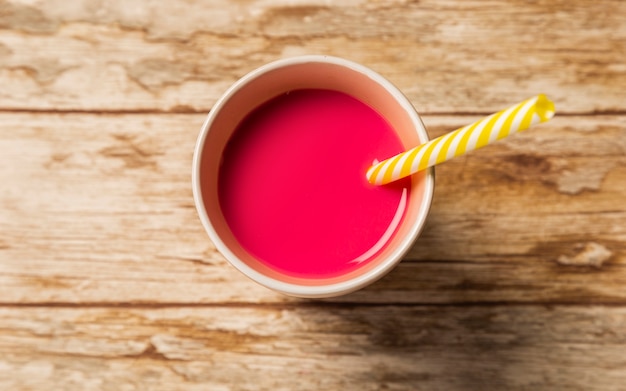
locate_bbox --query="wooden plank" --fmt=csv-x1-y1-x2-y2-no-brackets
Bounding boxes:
1,305,626,390
0,0,624,112
1,112,624,304
2,2,624,390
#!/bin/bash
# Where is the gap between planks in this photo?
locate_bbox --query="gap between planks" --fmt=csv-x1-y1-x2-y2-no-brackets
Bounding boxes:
2,301,626,309
1,108,626,116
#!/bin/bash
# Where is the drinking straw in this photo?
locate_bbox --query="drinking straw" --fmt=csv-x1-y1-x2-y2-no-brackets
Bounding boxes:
367,94,555,185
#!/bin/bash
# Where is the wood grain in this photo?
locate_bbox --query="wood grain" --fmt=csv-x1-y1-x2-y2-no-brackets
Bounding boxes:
1,112,624,304
0,0,624,113
1,305,626,391
2,1,626,389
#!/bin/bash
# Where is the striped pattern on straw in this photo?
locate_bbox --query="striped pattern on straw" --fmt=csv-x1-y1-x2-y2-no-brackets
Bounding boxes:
366,94,555,185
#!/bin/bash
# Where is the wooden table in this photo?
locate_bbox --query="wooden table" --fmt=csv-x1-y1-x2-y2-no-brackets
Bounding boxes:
1,1,625,389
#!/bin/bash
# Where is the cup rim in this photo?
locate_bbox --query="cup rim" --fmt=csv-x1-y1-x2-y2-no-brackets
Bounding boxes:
192,55,435,298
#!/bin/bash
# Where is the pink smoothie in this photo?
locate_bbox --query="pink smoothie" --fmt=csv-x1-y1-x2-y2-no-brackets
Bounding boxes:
218,89,410,279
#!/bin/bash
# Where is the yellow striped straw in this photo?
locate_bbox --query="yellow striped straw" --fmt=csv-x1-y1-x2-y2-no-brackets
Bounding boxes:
367,94,555,185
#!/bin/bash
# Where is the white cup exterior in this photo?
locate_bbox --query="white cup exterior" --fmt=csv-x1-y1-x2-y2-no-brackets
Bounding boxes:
192,55,434,298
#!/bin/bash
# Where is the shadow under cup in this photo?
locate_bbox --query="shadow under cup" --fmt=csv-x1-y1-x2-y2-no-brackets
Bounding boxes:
193,56,434,298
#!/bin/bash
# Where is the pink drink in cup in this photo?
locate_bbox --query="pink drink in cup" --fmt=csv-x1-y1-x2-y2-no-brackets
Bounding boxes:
220,89,411,278
192,56,434,298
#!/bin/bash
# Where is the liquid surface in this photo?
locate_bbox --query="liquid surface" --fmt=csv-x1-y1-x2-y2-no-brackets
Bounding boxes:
218,89,409,278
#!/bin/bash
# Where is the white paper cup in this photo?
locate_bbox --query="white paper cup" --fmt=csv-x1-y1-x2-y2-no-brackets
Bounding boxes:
192,55,434,298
